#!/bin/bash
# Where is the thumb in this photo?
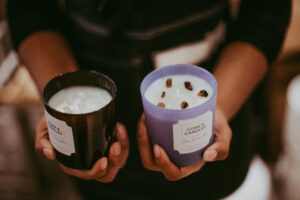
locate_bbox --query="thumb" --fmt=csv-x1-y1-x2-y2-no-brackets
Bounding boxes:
40,137,56,160
203,118,232,162
35,116,56,160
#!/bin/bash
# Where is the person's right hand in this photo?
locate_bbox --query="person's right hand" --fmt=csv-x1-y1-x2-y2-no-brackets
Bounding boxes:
35,115,129,183
136,106,232,181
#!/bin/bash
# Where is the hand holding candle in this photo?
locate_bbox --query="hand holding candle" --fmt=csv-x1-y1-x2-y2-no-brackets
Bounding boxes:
136,106,232,181
138,64,232,180
40,70,130,182
36,116,129,182
140,64,218,166
43,71,117,169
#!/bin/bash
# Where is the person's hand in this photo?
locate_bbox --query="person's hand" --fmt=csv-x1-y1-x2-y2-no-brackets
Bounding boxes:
202,106,232,162
137,114,205,181
136,106,232,181
35,115,129,183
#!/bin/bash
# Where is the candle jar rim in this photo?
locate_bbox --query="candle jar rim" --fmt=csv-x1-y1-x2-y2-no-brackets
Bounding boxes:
43,70,117,117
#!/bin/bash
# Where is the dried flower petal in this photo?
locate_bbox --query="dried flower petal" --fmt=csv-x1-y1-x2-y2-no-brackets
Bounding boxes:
166,78,172,88
161,91,166,98
198,90,208,97
181,101,188,109
157,102,165,108
184,81,193,91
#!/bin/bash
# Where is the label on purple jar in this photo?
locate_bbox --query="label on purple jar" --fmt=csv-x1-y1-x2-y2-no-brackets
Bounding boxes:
45,110,75,156
173,110,213,154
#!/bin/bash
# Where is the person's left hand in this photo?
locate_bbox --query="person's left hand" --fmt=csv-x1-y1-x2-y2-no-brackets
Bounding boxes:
35,115,129,183
136,107,232,181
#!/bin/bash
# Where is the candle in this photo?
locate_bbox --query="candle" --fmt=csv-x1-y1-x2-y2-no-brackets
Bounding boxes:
43,71,116,169
144,74,212,110
48,86,112,114
140,64,217,166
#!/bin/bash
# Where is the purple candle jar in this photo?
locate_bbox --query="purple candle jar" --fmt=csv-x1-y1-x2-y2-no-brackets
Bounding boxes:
140,64,217,166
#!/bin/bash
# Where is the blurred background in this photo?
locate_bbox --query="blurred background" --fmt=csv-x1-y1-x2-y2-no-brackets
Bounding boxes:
0,0,300,200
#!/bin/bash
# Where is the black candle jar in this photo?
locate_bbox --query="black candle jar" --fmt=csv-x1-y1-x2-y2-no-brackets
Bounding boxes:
43,70,116,170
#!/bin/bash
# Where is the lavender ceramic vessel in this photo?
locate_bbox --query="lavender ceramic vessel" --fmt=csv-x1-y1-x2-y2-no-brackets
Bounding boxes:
140,64,217,166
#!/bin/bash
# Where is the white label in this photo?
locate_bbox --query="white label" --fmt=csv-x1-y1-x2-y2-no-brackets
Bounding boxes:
45,110,75,156
173,110,213,154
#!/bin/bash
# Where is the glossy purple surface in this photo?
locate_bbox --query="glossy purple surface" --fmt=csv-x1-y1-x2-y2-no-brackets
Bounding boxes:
140,64,217,166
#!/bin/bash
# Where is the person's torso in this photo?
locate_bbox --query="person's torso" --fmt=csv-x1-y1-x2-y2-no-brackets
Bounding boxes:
60,0,229,68
58,2,256,199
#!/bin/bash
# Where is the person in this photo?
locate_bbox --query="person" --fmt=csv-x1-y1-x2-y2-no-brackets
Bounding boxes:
7,0,291,199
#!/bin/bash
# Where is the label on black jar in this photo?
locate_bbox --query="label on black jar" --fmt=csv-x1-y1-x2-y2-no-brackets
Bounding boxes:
45,110,75,156
173,110,213,154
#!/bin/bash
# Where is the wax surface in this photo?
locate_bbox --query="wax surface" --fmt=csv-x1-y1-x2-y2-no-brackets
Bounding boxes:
145,74,212,110
48,86,112,114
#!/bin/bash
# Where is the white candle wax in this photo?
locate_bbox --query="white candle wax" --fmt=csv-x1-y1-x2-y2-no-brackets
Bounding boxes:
144,74,212,110
48,86,112,114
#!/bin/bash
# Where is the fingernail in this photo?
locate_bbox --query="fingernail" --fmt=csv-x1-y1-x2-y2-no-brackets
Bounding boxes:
205,149,217,161
100,158,107,170
113,143,121,156
153,145,161,159
43,148,54,160
118,130,126,141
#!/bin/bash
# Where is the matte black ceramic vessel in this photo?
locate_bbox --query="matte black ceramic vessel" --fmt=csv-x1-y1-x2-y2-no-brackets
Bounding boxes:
43,70,116,170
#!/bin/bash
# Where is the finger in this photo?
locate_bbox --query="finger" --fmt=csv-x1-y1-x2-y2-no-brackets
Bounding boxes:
154,145,205,181
35,116,47,152
108,142,123,166
96,123,129,183
136,114,159,171
35,116,55,160
204,120,232,162
40,137,55,160
59,157,108,180
95,142,123,183
115,122,129,167
153,144,181,181
179,161,205,178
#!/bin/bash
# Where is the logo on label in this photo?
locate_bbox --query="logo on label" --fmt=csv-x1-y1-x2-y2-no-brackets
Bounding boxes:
173,110,213,154
45,110,75,156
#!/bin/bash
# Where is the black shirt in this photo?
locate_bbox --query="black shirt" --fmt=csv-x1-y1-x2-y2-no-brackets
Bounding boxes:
7,0,291,64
